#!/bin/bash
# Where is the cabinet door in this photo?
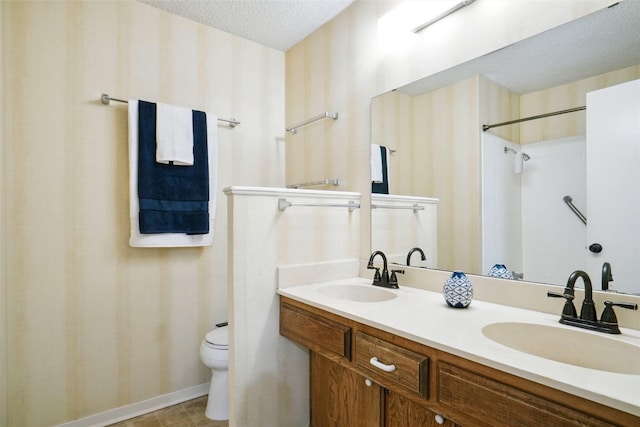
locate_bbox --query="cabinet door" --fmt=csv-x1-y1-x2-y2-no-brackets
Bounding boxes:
310,352,383,427
385,392,455,427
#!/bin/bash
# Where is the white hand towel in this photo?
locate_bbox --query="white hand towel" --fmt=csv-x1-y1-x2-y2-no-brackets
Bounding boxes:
128,100,217,247
371,144,383,183
156,102,194,165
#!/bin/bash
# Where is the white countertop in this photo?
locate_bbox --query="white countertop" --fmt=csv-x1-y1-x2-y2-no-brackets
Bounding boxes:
278,277,640,416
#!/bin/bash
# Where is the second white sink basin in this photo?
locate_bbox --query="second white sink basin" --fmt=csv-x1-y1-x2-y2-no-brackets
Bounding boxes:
317,284,397,302
482,322,640,375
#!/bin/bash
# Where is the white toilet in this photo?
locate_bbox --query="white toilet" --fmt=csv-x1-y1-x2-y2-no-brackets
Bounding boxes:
199,325,229,420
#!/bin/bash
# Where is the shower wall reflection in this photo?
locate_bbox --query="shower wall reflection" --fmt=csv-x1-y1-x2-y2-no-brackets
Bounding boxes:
482,134,586,285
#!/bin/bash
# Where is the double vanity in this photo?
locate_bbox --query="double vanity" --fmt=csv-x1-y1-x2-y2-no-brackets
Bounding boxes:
278,274,640,426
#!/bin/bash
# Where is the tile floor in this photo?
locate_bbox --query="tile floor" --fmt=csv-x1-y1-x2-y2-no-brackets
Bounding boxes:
107,396,228,427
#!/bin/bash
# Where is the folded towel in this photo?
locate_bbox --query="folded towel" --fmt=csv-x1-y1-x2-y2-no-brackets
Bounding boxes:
371,145,389,194
371,144,383,183
128,100,218,247
156,102,194,165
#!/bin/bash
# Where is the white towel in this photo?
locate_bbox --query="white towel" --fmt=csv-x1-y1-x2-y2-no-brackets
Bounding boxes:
371,144,383,183
156,102,194,166
128,100,217,247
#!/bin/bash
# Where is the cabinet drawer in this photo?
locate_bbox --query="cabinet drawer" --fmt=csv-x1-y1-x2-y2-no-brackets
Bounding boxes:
437,362,612,427
355,331,428,398
280,301,352,360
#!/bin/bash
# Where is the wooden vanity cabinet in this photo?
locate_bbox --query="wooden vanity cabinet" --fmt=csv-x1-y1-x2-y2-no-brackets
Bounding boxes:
310,352,384,427
310,352,454,427
281,298,454,427
280,297,639,427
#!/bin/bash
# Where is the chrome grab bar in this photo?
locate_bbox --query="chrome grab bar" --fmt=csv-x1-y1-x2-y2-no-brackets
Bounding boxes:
563,195,587,225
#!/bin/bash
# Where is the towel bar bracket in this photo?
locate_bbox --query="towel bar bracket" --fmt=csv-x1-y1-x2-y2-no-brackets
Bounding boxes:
102,93,127,105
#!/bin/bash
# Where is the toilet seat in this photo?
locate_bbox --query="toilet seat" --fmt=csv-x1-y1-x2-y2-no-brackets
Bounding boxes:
205,326,228,349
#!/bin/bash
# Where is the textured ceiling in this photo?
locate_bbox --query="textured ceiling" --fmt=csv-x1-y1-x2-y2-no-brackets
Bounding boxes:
138,0,354,51
399,1,640,95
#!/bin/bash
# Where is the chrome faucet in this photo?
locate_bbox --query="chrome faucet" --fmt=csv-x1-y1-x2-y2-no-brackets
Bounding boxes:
602,262,613,291
406,247,426,267
367,250,403,289
548,269,637,334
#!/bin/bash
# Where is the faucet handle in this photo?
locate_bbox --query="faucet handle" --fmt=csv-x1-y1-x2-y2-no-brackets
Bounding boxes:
368,265,381,282
600,301,637,334
390,269,405,283
601,301,638,324
547,291,577,318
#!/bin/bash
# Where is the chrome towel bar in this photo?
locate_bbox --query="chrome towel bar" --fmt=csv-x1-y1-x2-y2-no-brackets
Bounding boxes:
286,112,338,134
371,203,425,213
286,178,339,189
101,93,241,128
278,198,359,212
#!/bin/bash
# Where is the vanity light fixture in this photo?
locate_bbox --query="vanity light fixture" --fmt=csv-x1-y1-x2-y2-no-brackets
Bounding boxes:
412,0,476,33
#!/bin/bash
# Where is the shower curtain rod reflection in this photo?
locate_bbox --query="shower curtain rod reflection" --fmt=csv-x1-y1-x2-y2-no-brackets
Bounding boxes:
101,94,241,128
482,106,585,131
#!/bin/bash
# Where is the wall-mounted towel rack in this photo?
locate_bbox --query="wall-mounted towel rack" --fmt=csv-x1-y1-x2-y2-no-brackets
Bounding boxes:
286,178,339,189
101,93,241,128
278,198,359,212
286,112,338,134
371,203,425,213
563,195,587,225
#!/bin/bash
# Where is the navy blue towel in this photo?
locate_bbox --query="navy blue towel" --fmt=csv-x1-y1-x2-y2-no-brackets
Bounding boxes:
138,100,209,234
371,145,389,194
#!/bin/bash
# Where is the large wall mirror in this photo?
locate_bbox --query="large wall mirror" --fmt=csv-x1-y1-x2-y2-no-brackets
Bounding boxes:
371,1,640,294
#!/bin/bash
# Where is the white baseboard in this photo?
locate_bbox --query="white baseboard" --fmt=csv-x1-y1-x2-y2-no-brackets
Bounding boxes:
55,383,210,427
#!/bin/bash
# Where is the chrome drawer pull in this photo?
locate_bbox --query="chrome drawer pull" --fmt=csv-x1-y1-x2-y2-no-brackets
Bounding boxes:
370,356,396,373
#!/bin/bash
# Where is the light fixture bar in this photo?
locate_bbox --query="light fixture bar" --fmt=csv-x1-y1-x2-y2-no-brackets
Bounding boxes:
412,0,475,33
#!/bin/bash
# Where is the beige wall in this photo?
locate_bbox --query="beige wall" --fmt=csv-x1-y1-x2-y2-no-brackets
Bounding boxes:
520,64,640,143
409,77,482,272
1,1,283,426
0,0,7,423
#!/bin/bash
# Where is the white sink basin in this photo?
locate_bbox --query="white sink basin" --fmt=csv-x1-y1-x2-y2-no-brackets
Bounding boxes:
317,284,397,302
482,322,640,375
